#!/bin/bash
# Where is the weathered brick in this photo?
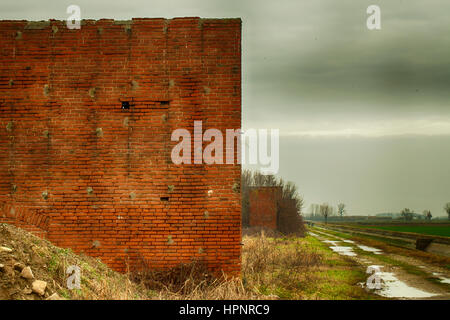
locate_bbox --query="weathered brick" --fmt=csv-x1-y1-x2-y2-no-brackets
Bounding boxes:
0,18,241,275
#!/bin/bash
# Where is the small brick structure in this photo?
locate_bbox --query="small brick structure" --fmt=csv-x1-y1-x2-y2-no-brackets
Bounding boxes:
249,187,302,234
0,18,241,275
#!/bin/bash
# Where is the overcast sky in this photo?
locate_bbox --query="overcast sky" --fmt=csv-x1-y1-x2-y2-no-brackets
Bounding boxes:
2,0,450,216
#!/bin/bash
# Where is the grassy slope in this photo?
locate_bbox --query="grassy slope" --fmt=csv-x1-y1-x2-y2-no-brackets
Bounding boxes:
0,223,150,300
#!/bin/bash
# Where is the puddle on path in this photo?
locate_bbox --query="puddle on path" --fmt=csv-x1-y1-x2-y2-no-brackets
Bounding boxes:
357,244,383,255
322,240,357,256
329,245,357,257
365,265,438,298
314,231,383,255
432,273,450,284
312,232,441,299
377,272,437,298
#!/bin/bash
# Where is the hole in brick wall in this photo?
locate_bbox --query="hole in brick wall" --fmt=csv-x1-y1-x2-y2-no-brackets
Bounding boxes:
121,101,130,110
160,196,169,202
95,128,103,138
92,240,101,248
160,101,169,107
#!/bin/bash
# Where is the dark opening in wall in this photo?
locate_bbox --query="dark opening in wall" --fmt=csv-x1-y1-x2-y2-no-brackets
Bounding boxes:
121,101,130,110
160,196,169,202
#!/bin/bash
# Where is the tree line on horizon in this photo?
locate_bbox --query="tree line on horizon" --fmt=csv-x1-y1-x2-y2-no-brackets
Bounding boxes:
305,202,450,222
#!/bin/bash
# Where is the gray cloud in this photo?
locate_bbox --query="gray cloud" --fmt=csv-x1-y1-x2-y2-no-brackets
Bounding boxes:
244,0,450,126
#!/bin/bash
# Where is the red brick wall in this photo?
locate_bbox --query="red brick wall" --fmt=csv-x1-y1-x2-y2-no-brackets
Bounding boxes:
248,187,281,230
0,18,241,274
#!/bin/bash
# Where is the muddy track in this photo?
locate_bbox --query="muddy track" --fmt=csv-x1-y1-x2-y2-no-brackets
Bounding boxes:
312,222,450,256
309,227,450,300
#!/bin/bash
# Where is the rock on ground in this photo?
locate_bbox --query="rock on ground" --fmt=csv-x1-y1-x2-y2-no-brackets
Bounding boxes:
21,266,34,279
32,280,47,296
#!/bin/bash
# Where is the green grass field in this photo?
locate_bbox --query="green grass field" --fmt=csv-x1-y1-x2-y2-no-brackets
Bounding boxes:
362,225,450,237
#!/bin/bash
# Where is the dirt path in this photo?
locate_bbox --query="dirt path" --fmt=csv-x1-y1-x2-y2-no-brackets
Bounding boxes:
309,227,450,300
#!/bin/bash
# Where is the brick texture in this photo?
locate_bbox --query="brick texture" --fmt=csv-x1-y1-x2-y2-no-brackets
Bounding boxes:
0,18,241,274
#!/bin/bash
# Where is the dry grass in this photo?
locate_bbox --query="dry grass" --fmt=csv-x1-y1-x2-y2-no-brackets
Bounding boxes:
242,226,305,238
131,259,262,300
131,231,323,300
241,231,323,298
243,231,322,274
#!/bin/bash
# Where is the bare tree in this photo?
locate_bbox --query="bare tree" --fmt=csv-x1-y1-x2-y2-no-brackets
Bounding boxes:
423,210,432,221
338,203,346,218
320,203,332,224
280,181,304,213
445,203,450,220
401,208,414,221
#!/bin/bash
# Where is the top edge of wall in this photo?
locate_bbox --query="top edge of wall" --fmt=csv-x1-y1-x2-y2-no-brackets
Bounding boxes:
0,17,242,25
